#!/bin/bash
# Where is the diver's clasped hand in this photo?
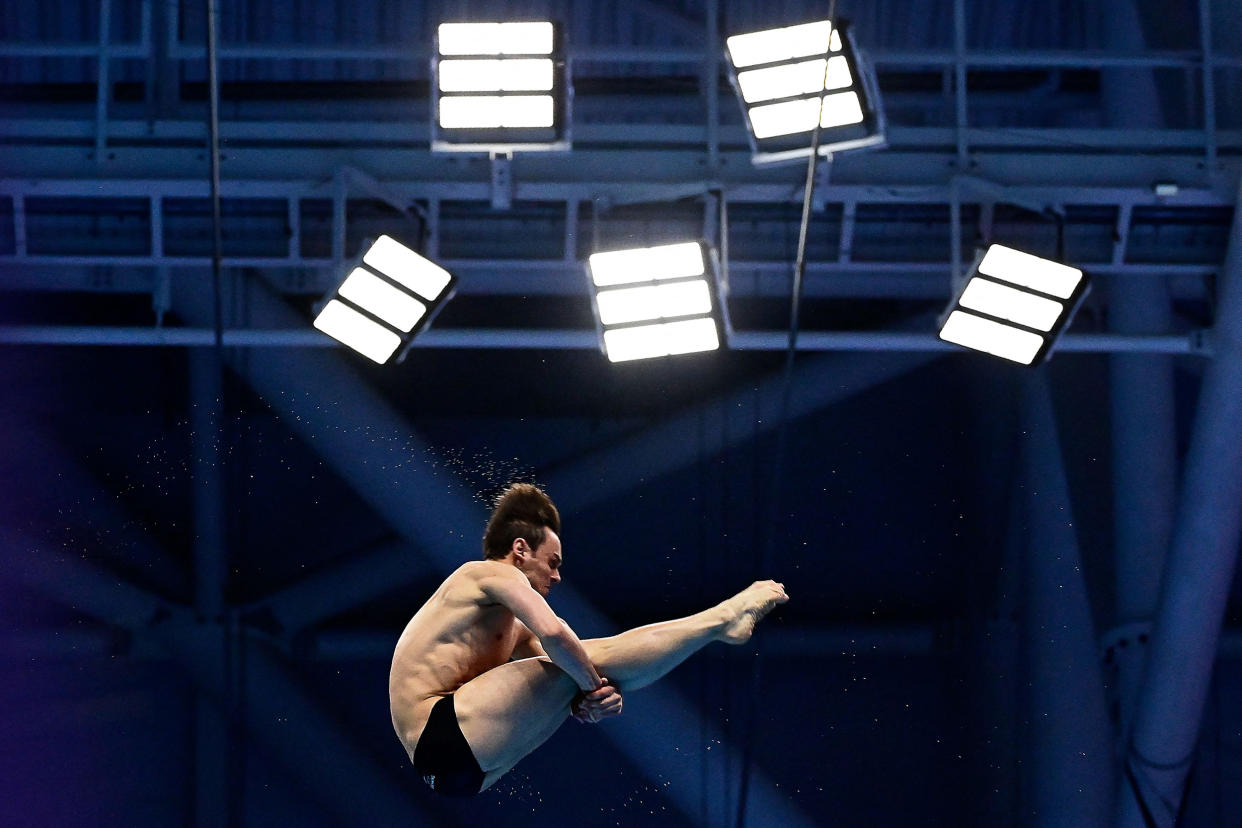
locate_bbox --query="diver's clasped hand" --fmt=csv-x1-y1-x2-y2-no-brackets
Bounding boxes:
572,678,623,724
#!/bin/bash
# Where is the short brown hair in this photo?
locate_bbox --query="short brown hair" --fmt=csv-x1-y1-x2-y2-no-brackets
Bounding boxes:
482,483,562,560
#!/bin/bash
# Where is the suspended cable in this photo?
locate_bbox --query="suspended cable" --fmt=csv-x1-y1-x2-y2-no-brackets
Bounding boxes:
203,1,245,823
735,4,836,825
205,0,225,357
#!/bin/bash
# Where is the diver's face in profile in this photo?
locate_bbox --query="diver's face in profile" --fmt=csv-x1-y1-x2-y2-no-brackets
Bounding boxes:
518,530,562,596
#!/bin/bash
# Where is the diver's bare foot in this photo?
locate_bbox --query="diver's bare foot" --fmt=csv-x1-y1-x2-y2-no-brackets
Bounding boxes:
719,580,789,644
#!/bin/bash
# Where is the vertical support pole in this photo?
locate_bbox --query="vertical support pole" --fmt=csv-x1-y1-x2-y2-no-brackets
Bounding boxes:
590,195,602,252
167,0,181,60
153,267,171,326
1121,174,1242,827
151,195,165,259
1111,203,1132,266
13,195,27,259
424,197,440,260
190,353,226,621
489,151,513,211
986,485,1024,828
950,179,963,284
953,0,969,169
140,0,152,55
703,0,720,172
193,645,230,828
95,0,113,163
718,191,731,328
287,197,300,263
151,0,180,117
138,0,155,117
1106,269,1175,751
1197,0,1218,173
1100,0,1163,128
838,200,855,263
332,170,347,266
563,199,579,263
1019,373,1114,827
978,200,994,246
964,374,1022,827
701,190,717,248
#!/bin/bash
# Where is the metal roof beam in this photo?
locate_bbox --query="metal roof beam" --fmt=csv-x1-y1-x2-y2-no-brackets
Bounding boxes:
0,261,1220,301
1,139,1237,190
0,174,1230,205
0,325,1208,354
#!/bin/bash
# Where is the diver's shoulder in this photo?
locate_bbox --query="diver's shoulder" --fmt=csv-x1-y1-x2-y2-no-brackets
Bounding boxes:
453,559,519,582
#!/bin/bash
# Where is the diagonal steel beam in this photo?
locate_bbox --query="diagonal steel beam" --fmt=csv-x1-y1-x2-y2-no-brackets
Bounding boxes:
546,350,938,517
0,414,186,599
622,0,704,42
170,270,817,828
2,525,456,827
1121,174,1242,826
4,523,180,629
0,402,448,824
157,622,462,828
250,538,413,635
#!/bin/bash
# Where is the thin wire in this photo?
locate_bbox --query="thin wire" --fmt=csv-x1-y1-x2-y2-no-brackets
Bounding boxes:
205,2,239,824
734,5,836,826
206,0,225,354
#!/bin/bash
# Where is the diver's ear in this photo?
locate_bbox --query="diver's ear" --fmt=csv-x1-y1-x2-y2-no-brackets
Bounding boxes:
511,537,528,561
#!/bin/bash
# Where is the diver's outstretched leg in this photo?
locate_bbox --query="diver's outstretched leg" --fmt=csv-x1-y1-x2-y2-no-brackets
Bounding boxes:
453,580,788,789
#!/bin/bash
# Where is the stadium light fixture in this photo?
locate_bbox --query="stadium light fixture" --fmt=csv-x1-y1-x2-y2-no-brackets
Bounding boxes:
432,21,570,152
938,244,1091,365
586,241,727,363
725,19,885,164
313,235,457,364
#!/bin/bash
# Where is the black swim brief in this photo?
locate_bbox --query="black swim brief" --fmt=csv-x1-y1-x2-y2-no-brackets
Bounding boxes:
412,694,485,797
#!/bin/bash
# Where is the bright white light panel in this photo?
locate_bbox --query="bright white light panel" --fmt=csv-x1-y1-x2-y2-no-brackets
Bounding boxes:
938,244,1088,365
587,241,723,363
433,21,566,148
438,22,553,55
726,19,883,161
313,235,455,364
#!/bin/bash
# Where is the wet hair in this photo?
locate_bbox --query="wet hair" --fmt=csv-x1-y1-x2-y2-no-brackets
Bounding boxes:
482,483,562,560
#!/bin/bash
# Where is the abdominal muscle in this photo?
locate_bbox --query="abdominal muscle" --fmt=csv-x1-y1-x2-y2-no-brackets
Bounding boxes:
389,564,519,757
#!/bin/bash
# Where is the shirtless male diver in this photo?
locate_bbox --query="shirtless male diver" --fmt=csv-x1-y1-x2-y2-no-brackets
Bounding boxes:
389,483,789,796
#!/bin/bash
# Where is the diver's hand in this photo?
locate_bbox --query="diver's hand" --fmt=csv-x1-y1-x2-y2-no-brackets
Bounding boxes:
572,678,623,723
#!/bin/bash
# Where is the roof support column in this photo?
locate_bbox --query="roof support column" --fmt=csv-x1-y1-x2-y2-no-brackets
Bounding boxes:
190,349,231,828
1019,374,1113,826
1105,274,1176,749
1120,174,1242,826
1098,1,1175,795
